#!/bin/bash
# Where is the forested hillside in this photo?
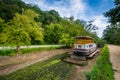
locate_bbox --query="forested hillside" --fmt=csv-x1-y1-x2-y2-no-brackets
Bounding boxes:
103,0,120,45
0,0,101,50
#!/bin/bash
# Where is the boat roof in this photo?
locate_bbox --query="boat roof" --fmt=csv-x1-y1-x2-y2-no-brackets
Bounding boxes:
74,36,94,40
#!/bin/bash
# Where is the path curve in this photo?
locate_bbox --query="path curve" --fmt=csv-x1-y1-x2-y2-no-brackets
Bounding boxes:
108,45,120,80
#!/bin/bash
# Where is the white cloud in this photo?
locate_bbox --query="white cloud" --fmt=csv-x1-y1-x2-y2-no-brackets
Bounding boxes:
22,0,109,37
92,15,109,37
70,0,86,12
22,0,87,18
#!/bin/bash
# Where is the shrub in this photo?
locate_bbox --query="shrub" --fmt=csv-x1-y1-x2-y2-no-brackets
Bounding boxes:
0,49,16,56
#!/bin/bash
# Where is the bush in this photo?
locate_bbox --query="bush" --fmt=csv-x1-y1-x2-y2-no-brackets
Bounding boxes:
0,49,16,56
96,39,107,48
86,45,114,80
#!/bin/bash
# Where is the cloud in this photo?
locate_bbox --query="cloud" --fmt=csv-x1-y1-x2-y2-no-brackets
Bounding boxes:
22,0,87,18
22,0,109,37
92,15,109,37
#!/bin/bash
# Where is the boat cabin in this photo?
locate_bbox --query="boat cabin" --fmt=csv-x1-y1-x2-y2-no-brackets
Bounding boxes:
73,36,97,56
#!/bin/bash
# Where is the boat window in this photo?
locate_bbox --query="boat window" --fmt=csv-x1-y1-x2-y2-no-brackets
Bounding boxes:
78,45,81,48
87,45,89,48
89,45,93,47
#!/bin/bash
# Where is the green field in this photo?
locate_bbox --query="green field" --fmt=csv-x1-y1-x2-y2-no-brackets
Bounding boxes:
0,53,75,80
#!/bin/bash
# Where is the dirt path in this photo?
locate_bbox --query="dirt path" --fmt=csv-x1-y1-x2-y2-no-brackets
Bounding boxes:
0,49,71,75
68,51,100,80
108,45,120,80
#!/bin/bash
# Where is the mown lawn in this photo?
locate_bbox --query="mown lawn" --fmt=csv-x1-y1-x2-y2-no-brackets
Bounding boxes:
0,53,75,80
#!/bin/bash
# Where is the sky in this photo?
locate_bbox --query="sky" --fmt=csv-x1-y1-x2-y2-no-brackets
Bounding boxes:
22,0,114,37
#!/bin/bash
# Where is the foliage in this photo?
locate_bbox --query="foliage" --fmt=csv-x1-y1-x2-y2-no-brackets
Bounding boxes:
0,53,75,80
60,18,91,37
103,0,120,45
0,0,98,47
104,0,120,24
96,38,106,47
0,9,43,51
0,18,6,33
0,49,16,56
103,24,120,45
43,10,60,25
91,33,106,47
59,33,74,47
84,20,98,33
86,46,114,80
0,0,27,21
114,0,120,5
44,23,63,44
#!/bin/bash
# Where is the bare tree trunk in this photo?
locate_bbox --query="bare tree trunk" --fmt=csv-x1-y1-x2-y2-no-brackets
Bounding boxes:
16,46,20,52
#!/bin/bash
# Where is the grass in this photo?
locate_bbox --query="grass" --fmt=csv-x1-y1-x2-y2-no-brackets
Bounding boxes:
86,45,114,80
0,46,65,56
0,53,75,80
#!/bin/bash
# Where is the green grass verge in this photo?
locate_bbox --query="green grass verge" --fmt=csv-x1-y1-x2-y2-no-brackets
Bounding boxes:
86,45,114,80
0,46,64,56
0,53,75,80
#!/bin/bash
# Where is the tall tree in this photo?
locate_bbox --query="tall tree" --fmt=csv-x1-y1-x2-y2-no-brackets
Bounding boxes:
59,33,74,47
103,24,120,44
84,20,98,33
0,0,27,21
104,0,120,24
103,0,120,45
44,23,63,44
0,9,43,51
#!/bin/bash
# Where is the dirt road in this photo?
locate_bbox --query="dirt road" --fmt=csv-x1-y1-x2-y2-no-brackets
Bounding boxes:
108,45,120,80
0,49,70,75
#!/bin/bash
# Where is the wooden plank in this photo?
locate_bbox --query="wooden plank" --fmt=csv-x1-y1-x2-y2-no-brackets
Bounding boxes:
87,49,99,58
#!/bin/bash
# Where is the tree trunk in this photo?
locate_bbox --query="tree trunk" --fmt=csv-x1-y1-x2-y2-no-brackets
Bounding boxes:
16,46,20,52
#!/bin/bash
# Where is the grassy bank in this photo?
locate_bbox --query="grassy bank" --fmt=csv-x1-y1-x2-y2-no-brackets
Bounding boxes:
0,46,65,56
86,45,114,80
0,53,74,80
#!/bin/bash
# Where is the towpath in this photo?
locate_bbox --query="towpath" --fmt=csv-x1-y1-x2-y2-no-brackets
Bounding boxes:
108,45,120,80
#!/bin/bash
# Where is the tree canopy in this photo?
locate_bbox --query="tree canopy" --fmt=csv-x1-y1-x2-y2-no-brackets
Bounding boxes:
0,9,43,51
103,0,120,45
0,0,101,48
104,0,120,24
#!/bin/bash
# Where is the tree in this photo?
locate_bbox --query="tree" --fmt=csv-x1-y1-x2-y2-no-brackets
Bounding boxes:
44,23,63,44
84,20,98,33
59,34,74,47
1,26,31,51
114,0,120,5
103,24,120,44
69,16,74,23
0,0,27,21
0,18,6,33
103,0,120,45
48,10,60,19
0,9,43,51
104,0,120,24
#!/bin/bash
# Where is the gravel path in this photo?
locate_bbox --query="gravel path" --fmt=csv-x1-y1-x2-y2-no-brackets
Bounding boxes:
0,49,71,75
108,45,120,80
